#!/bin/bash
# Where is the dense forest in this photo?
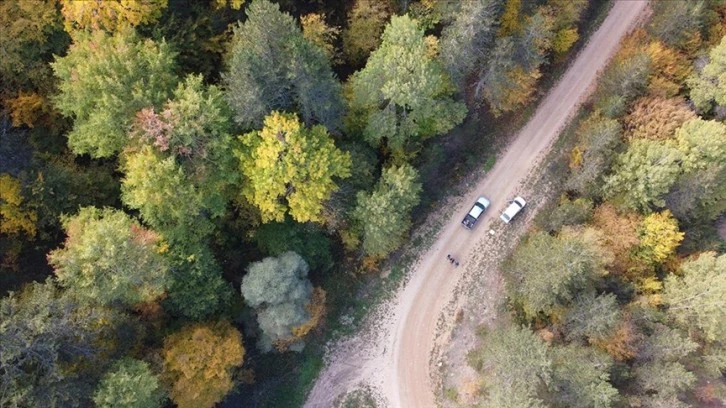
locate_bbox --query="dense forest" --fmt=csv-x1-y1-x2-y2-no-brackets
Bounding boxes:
466,1,726,407
0,0,724,407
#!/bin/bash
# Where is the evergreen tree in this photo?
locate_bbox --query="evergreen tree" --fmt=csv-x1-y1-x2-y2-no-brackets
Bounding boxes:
224,0,343,132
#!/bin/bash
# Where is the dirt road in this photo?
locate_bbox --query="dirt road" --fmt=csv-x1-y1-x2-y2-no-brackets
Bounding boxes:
305,2,649,407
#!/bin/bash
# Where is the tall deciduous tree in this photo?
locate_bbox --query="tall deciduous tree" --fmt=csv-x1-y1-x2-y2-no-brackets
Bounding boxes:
548,0,588,55
94,358,165,408
341,0,391,66
505,228,607,318
352,164,422,258
564,292,621,343
0,0,67,98
237,111,351,224
59,0,168,33
124,74,239,244
675,118,726,172
439,0,504,88
624,97,696,141
689,35,726,112
647,0,706,49
548,344,618,408
47,207,170,307
664,252,726,342
52,30,177,158
566,113,622,197
240,251,318,352
162,321,244,408
301,13,340,62
635,210,683,265
595,52,652,118
163,246,234,321
224,0,343,132
481,8,555,115
346,15,467,160
121,147,213,247
469,324,551,407
0,174,37,238
0,281,121,407
604,139,682,212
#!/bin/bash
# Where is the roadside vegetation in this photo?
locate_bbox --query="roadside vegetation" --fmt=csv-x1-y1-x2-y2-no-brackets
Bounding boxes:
464,1,726,406
0,0,677,407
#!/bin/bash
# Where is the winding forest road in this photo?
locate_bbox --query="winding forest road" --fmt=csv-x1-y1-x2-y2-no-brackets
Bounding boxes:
305,1,649,407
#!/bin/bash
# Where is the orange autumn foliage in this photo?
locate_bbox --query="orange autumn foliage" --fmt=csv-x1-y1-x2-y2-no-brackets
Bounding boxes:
590,318,639,361
163,321,244,408
590,203,641,275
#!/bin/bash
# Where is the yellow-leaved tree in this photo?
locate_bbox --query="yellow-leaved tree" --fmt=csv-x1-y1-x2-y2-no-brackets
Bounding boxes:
59,0,168,33
636,210,684,265
0,173,37,237
237,111,351,223
163,321,244,408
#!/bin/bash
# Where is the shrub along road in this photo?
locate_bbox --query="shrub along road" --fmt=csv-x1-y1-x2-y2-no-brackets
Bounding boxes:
305,1,649,407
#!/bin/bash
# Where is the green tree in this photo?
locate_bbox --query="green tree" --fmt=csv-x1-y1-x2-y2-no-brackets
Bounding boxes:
541,197,593,232
352,164,422,258
52,30,177,157
241,251,317,352
224,0,343,132
595,53,652,118
636,324,698,363
162,321,244,408
439,0,504,88
664,252,726,342
604,139,682,211
47,207,170,307
121,146,214,247
564,292,621,343
0,281,121,407
237,111,351,224
505,229,607,318
566,113,622,197
666,118,726,221
346,15,467,160
469,325,551,407
125,74,238,239
689,35,726,112
94,358,165,408
548,344,618,408
341,0,391,66
163,246,234,321
647,0,706,49
675,118,726,172
633,362,695,404
665,164,726,222
254,218,333,272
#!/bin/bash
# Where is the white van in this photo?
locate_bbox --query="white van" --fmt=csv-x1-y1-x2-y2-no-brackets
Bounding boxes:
500,196,526,224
